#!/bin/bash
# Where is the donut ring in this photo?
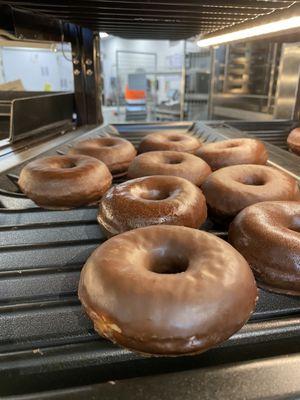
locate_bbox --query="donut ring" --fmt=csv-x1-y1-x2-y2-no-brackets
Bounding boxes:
138,131,201,154
202,164,299,220
229,201,300,296
18,155,112,209
68,137,137,176
78,225,257,356
127,151,212,186
196,138,268,171
287,128,300,156
98,175,207,236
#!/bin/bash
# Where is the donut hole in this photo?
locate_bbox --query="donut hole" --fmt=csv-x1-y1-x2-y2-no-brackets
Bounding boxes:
169,136,183,142
225,142,240,148
103,142,116,147
240,175,266,186
291,226,300,233
60,162,77,169
166,158,182,165
290,219,300,232
149,253,189,274
100,139,117,147
139,189,170,201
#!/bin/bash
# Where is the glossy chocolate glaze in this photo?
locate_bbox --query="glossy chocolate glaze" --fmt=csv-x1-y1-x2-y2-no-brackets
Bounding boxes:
287,128,300,156
196,138,268,171
127,150,212,186
18,155,112,209
68,137,137,175
202,164,299,219
229,201,300,296
138,131,201,154
78,225,257,356
98,175,207,236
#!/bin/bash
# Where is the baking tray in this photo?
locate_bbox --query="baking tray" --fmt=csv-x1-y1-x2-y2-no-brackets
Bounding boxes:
0,122,299,398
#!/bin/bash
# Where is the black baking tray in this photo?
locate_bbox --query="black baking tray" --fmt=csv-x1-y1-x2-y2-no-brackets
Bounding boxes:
0,122,299,398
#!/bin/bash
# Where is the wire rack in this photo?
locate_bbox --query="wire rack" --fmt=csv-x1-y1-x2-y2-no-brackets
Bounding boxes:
0,0,298,40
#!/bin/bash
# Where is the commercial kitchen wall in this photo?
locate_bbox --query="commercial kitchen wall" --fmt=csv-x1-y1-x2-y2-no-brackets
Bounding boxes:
101,36,198,104
0,45,74,91
0,36,199,103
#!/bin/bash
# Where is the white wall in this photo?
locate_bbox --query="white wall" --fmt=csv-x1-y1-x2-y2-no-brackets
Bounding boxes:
0,47,74,91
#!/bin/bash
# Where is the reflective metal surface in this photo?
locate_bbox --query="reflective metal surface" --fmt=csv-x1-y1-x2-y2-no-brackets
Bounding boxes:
274,42,300,120
0,91,74,143
0,1,298,40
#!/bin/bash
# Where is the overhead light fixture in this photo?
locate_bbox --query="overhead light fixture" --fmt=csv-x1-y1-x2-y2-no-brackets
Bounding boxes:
0,39,58,50
197,16,300,47
100,32,109,39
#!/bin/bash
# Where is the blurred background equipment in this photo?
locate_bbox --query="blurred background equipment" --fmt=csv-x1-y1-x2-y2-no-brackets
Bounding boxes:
3,33,300,125
125,73,147,121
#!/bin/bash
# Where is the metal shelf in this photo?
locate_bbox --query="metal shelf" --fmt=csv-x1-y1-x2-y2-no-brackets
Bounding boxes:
186,69,210,75
213,106,273,121
185,93,209,101
1,1,297,40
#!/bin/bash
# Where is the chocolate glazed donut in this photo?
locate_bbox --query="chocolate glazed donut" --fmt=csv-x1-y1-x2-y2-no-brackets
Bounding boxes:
229,201,300,296
68,137,137,176
79,225,257,356
98,175,207,236
196,138,268,170
18,155,112,209
287,128,300,156
138,131,201,154
202,164,299,221
127,151,212,186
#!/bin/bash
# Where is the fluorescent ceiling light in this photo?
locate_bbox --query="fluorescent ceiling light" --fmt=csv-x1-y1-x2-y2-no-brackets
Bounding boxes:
0,39,58,50
100,32,109,39
197,16,300,47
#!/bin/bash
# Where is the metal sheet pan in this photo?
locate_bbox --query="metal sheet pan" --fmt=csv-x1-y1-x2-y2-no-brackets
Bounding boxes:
0,122,299,397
